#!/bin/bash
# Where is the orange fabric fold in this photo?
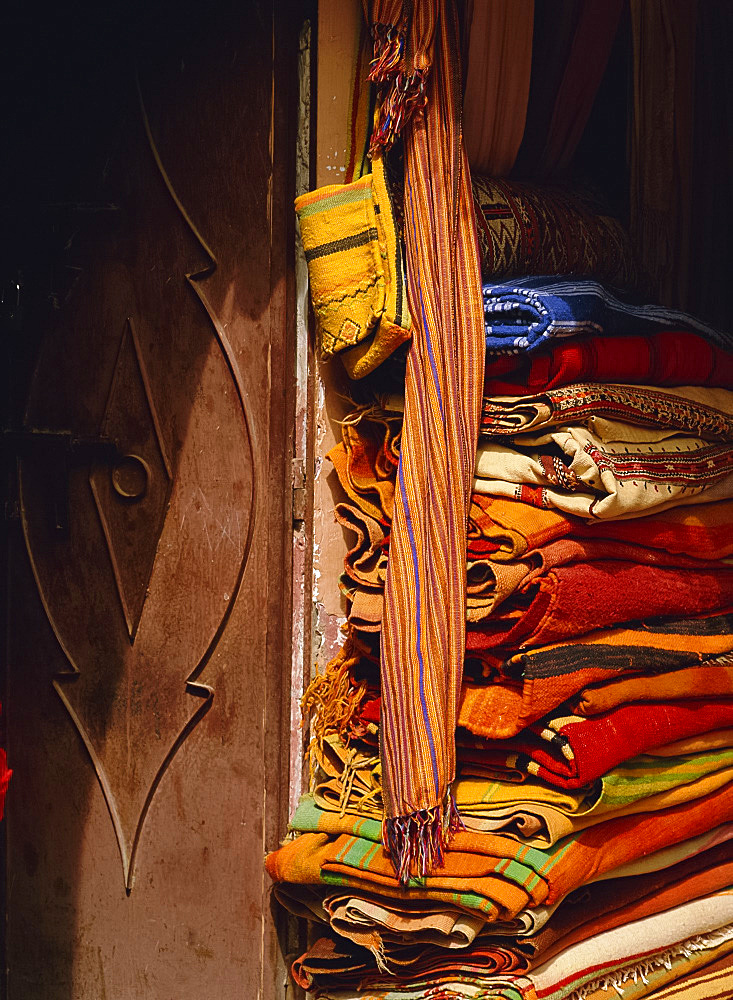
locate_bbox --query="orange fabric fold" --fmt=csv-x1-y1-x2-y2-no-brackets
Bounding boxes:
571,661,733,717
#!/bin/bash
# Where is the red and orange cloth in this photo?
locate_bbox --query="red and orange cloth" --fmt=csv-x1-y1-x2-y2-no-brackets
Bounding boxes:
466,560,733,649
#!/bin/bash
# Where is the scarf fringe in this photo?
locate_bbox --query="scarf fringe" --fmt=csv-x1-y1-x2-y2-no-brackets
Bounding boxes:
368,24,427,153
383,792,463,886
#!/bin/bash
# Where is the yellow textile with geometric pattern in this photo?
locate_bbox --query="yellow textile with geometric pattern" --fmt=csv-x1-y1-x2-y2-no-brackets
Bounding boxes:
295,155,411,378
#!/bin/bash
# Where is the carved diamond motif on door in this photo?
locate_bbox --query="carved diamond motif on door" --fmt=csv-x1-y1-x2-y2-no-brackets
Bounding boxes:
18,89,256,892
90,317,173,642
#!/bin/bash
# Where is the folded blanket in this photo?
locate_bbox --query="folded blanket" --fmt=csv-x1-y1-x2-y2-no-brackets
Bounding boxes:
483,330,733,396
530,851,733,970
466,702,733,789
467,536,729,621
351,611,733,742
311,736,382,818
268,830,526,921
327,405,402,524
551,499,733,560
487,609,733,684
268,782,733,921
640,951,733,999
480,383,733,440
323,892,487,954
311,727,733,847
482,277,730,356
357,525,730,628
330,409,733,553
594,822,733,885
471,495,733,562
571,659,733,717
462,745,733,847
335,503,388,589
292,869,733,991
308,944,733,1000
274,880,553,945
322,845,733,987
520,890,733,1000
360,619,733,749
271,825,733,984
473,180,635,288
465,561,733,648
292,926,534,989
340,493,733,629
474,426,733,521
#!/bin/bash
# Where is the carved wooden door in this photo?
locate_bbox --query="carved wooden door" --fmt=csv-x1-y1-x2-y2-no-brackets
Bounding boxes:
3,4,296,997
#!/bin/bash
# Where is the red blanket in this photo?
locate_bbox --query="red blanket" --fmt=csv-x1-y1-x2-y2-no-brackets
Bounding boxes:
467,562,733,649
484,329,733,396
463,701,733,788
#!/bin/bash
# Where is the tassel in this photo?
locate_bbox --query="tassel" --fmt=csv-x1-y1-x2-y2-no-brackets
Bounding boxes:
367,23,428,154
370,70,427,154
301,629,369,749
383,791,463,886
368,24,404,82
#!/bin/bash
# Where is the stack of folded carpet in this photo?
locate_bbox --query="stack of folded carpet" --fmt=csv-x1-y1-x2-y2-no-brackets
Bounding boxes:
267,275,733,1000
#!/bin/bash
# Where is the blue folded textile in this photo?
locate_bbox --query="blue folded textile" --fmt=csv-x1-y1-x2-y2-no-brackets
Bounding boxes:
483,276,730,355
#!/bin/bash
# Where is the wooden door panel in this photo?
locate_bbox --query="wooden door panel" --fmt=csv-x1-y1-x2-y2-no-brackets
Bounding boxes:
4,3,295,996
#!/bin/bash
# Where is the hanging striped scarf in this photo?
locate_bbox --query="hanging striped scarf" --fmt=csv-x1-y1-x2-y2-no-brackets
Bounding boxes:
364,0,486,881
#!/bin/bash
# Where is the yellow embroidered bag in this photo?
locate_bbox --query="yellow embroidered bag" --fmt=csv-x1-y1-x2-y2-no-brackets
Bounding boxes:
295,153,411,379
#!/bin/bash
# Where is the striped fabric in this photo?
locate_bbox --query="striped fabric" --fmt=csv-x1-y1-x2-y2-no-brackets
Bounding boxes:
299,736,733,845
369,0,487,881
309,725,733,845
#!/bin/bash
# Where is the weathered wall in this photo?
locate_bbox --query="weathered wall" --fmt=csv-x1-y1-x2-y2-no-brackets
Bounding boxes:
312,0,363,672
